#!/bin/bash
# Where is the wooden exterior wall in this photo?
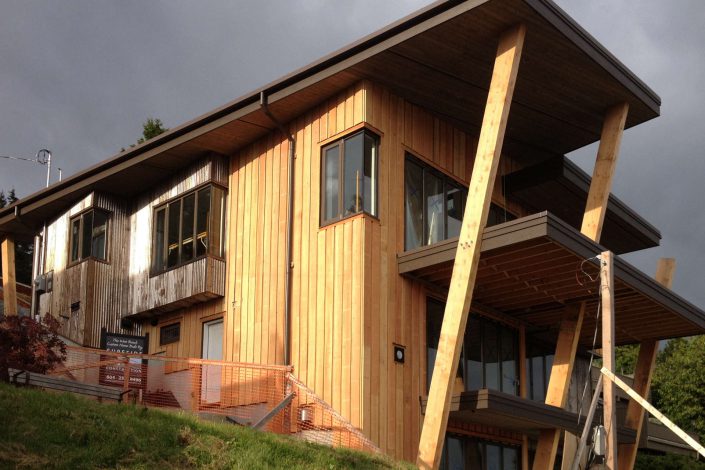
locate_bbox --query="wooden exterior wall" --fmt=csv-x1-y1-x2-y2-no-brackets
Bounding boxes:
222,79,528,460
40,192,138,346
144,298,224,361
39,154,229,348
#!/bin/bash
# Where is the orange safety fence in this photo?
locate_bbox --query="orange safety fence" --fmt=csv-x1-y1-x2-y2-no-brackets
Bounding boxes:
42,346,379,454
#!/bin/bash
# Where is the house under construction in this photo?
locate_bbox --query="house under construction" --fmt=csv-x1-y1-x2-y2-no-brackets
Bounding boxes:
2,0,704,468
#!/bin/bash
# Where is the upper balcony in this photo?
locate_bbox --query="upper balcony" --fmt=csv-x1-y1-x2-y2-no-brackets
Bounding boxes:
398,212,705,347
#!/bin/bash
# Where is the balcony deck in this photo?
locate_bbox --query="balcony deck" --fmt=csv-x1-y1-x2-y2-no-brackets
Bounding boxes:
397,212,705,347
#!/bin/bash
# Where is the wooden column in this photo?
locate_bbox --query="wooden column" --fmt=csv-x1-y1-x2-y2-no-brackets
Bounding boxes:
618,258,675,470
1,235,18,316
416,24,526,470
581,103,629,242
533,101,629,470
532,303,585,470
601,250,617,469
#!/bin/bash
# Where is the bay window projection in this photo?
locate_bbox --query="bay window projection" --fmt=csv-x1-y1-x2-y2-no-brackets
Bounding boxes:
321,129,378,224
151,185,225,273
69,209,109,263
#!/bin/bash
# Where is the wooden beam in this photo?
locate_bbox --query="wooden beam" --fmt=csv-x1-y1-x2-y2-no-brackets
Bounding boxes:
534,102,629,470
580,103,629,242
601,250,617,469
1,235,18,316
618,258,675,470
416,23,526,470
532,303,585,470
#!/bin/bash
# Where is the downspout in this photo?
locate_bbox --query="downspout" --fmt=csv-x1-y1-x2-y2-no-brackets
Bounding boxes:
260,91,295,366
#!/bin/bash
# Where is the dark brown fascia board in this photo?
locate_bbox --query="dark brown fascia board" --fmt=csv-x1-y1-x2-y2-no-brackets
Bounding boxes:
524,0,661,111
0,0,662,229
397,212,705,331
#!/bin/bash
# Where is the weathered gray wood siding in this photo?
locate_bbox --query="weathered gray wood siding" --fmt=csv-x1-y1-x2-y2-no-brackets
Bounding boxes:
126,154,228,316
39,192,137,346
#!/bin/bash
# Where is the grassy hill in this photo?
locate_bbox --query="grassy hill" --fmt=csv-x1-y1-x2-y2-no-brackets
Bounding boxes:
0,382,413,469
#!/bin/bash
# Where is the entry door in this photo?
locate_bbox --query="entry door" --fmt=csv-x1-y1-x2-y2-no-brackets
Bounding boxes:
201,319,223,404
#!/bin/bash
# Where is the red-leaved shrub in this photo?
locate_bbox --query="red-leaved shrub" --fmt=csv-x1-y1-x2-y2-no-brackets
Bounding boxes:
0,314,67,382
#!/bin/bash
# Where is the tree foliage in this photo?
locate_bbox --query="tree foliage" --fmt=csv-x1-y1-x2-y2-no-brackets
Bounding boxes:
651,336,705,441
0,313,66,383
137,118,168,144
0,189,34,285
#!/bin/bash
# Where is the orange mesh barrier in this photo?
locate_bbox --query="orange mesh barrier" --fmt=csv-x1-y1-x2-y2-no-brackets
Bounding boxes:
45,346,379,454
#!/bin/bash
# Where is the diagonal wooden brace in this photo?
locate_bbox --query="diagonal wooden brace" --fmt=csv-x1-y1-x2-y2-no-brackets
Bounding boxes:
417,23,526,470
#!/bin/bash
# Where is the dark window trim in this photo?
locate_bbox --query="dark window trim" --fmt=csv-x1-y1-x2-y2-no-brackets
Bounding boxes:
68,208,111,267
320,129,379,226
150,181,227,277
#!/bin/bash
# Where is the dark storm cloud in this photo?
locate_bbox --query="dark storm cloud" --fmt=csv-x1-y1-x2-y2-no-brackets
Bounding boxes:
1,1,703,306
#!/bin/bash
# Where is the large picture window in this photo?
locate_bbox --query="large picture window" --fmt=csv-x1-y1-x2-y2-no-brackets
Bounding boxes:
69,209,109,263
427,297,519,396
152,184,225,273
405,155,517,250
321,129,378,224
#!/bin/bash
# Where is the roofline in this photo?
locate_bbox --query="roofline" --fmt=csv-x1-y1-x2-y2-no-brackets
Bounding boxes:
0,0,661,227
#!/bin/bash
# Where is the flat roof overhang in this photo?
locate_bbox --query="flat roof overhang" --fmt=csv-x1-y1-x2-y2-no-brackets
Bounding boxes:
398,212,705,347
1,0,660,238
504,156,661,254
421,389,636,443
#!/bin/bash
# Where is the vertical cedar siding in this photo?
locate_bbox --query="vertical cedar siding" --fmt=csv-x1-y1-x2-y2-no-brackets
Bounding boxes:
223,80,528,460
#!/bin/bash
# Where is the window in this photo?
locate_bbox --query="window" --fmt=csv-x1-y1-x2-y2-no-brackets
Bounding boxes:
440,434,519,470
526,340,555,402
69,209,109,263
405,155,517,250
321,129,378,224
427,297,519,395
152,184,225,273
160,322,181,345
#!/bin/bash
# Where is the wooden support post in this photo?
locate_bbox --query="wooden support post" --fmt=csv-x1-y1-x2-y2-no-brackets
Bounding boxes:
601,250,617,469
581,103,629,242
533,102,629,470
532,303,585,470
416,23,526,470
618,258,675,470
1,235,18,316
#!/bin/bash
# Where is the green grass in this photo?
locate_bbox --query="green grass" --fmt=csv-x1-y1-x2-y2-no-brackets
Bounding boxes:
0,382,413,469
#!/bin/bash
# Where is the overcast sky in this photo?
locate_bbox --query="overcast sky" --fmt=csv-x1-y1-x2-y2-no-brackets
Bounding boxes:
1,1,703,307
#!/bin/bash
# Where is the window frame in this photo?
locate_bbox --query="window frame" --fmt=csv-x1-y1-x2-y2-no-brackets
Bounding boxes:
150,182,226,276
68,208,111,266
426,296,519,396
320,129,379,226
159,322,181,346
404,154,517,250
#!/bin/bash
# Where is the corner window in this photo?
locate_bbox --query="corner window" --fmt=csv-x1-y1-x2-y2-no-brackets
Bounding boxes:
405,155,516,250
321,129,378,224
69,209,109,263
152,184,225,273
